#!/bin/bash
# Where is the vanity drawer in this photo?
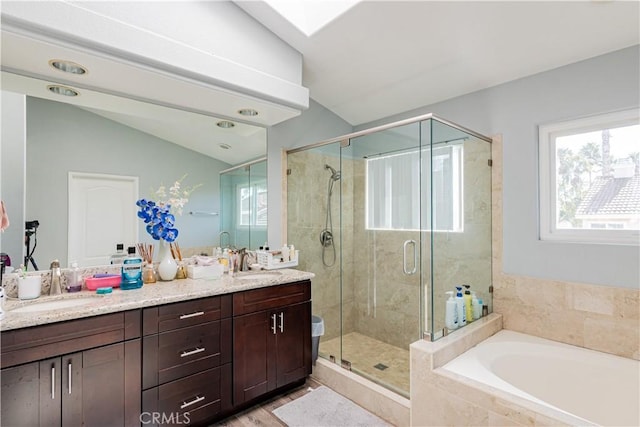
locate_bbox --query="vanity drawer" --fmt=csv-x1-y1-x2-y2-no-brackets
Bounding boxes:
143,319,231,389
142,364,232,426
233,281,311,316
1,310,141,369
143,295,232,335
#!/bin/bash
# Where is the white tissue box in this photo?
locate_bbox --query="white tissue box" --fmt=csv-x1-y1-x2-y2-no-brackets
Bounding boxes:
187,264,223,279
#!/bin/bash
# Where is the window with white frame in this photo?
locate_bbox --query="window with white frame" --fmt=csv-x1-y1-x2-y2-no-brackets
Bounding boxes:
238,182,267,228
366,144,463,232
539,109,640,245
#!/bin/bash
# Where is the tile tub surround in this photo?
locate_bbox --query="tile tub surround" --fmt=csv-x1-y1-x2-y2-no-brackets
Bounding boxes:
490,135,640,361
1,268,314,331
409,314,582,427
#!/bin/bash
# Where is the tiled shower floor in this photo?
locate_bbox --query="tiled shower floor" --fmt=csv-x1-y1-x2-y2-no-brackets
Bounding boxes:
319,332,410,395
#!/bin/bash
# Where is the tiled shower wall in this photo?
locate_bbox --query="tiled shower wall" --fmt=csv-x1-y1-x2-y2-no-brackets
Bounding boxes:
286,150,355,342
286,135,492,351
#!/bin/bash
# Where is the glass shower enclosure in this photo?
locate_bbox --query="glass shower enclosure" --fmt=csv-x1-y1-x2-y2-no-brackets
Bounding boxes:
219,158,268,249
286,115,492,397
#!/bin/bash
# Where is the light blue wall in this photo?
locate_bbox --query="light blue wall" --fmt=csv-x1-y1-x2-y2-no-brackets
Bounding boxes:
269,46,640,289
0,92,26,267
25,97,230,267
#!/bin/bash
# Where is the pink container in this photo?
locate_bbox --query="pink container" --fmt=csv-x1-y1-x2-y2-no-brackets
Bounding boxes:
85,275,121,290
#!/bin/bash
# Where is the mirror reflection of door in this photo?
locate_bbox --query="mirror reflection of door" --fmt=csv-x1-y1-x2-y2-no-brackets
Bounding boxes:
68,172,138,267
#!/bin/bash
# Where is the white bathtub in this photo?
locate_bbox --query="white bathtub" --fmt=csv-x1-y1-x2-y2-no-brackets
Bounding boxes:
442,330,640,426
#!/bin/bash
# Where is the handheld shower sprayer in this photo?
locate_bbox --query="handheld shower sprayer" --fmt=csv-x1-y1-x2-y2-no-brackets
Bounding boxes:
321,164,341,267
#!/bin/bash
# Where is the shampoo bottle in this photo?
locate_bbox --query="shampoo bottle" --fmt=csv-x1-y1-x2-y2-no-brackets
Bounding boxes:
472,291,481,320
445,291,458,330
455,286,467,327
281,244,290,263
463,285,473,323
121,246,143,290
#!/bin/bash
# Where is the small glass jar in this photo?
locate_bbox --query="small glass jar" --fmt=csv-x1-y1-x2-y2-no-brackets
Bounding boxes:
175,261,187,280
142,263,157,284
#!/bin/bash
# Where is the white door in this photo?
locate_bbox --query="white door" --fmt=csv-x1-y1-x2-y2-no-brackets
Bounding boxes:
68,172,138,266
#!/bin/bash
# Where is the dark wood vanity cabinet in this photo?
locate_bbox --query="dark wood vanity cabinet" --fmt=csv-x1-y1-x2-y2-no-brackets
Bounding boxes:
0,311,141,427
232,281,312,406
141,295,233,426
1,279,312,426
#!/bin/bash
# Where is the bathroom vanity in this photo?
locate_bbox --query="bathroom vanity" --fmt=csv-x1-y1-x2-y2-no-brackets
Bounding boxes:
0,270,313,426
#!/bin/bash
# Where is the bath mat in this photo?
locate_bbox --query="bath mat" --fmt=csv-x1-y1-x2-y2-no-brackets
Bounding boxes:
273,385,391,427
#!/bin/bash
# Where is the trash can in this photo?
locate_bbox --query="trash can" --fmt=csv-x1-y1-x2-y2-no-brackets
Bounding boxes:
311,315,325,365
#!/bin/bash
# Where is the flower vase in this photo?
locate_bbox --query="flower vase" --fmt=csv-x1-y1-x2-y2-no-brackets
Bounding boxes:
157,241,178,281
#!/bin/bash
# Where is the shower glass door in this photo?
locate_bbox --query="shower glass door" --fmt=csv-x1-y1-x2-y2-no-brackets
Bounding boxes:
339,122,423,397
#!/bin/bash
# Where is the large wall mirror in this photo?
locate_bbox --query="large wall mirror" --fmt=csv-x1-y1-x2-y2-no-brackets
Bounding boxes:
0,72,267,269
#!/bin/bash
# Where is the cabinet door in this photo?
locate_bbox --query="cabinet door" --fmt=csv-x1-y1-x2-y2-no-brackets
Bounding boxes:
275,301,311,387
233,310,277,405
61,342,130,427
1,358,61,427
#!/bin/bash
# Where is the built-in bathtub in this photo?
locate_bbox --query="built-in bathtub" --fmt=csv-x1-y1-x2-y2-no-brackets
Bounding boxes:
441,330,640,426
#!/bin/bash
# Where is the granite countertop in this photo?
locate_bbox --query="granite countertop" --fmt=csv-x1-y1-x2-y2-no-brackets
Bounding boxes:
0,269,314,332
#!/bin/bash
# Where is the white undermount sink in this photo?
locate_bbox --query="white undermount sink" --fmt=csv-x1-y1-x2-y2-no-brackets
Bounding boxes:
10,296,101,313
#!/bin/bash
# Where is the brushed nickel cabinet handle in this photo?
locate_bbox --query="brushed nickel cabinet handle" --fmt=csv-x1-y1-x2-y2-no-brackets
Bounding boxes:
181,395,205,410
68,361,72,395
179,311,205,320
279,312,284,333
180,347,206,358
271,313,277,335
51,366,55,399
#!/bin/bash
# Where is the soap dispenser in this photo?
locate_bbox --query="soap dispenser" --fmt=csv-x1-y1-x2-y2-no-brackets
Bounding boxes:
445,291,458,331
67,261,82,293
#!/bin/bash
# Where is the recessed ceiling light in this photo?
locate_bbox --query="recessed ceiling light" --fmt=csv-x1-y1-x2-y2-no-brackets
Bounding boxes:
219,143,231,150
217,121,235,128
47,85,79,97
238,109,258,117
49,59,88,75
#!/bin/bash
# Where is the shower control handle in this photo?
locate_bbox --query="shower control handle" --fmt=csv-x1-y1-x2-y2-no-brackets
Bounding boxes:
403,240,417,275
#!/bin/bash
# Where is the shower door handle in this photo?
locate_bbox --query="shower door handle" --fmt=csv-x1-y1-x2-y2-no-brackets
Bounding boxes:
403,240,417,275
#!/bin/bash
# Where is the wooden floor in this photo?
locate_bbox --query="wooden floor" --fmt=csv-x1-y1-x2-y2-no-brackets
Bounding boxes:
212,377,324,426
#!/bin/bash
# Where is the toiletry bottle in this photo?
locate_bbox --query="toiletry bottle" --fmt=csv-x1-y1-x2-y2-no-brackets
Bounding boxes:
110,243,127,265
49,260,62,295
281,244,290,263
455,286,466,327
222,248,230,273
463,285,473,323
67,261,82,292
121,246,143,290
471,291,481,320
445,291,458,331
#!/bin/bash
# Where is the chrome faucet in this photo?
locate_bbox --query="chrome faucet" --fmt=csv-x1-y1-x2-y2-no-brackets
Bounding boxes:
49,259,62,295
219,231,231,249
238,248,249,272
